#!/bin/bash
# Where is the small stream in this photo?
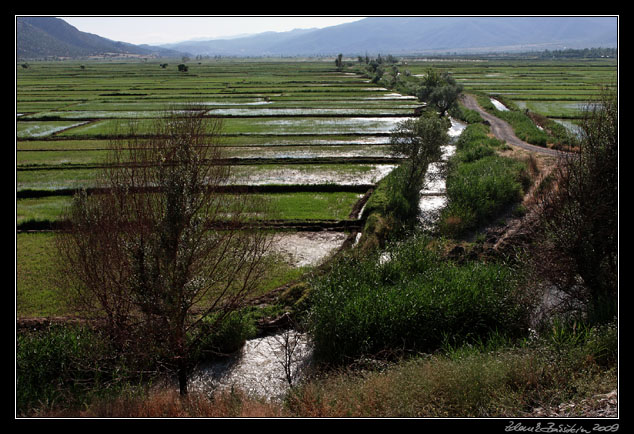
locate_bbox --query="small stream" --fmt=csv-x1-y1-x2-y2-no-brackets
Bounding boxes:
490,98,510,111
418,118,466,228
189,330,313,401
188,117,467,402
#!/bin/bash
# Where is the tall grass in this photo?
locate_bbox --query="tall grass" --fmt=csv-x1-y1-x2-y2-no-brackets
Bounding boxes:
286,319,617,417
16,325,124,414
438,123,530,237
307,233,531,364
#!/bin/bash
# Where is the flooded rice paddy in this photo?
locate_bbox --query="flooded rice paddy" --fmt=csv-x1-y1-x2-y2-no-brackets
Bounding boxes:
270,231,348,268
224,145,392,159
490,98,510,111
227,164,398,186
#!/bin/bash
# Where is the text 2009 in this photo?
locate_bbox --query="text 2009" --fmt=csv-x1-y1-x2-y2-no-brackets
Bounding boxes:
593,425,619,432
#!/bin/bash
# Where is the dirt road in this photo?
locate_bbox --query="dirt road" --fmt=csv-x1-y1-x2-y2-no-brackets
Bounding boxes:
460,94,562,157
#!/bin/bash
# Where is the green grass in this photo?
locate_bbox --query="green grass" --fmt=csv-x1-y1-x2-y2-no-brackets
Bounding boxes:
438,123,530,237
17,149,110,166
308,233,530,364
16,192,361,226
16,196,72,225
16,229,315,318
286,322,617,417
17,139,113,151
260,192,362,220
17,167,98,191
16,232,72,318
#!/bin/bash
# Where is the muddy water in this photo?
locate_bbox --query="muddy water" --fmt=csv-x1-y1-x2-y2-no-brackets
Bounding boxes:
554,119,583,138
187,232,344,401
227,164,398,186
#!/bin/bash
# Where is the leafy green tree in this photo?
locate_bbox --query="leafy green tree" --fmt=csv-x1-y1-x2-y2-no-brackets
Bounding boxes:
335,53,343,70
388,113,449,215
417,68,463,117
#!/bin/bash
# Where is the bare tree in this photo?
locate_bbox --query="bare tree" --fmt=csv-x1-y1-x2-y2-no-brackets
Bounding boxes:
268,316,310,388
532,87,617,322
56,107,273,395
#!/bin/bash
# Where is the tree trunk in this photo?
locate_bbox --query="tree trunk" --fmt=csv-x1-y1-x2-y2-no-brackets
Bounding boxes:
178,362,188,395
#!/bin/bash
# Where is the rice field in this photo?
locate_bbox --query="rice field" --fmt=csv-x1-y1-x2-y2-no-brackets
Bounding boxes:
17,59,415,206
16,60,420,317
16,57,616,318
405,57,617,121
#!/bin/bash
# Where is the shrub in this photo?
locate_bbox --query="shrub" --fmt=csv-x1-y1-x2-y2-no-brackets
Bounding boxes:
438,123,529,237
16,324,122,414
308,234,529,364
193,310,258,360
440,155,527,236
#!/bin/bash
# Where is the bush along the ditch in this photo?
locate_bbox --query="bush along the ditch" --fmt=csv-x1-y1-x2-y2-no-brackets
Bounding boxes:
437,123,531,238
16,310,261,415
307,233,531,365
16,324,130,414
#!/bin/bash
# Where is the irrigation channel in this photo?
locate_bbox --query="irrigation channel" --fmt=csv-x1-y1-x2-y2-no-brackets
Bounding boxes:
188,118,467,401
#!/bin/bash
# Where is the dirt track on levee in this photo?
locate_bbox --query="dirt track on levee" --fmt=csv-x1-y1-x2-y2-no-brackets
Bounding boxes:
460,94,563,158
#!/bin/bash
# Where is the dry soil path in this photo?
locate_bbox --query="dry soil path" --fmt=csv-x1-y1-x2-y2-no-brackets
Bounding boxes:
460,94,563,157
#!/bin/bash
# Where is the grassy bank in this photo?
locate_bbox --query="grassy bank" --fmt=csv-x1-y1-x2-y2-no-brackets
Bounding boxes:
437,122,532,238
307,232,531,365
22,317,616,418
285,319,617,417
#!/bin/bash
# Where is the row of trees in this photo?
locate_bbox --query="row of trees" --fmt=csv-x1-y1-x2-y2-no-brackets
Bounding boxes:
538,47,617,59
352,56,463,118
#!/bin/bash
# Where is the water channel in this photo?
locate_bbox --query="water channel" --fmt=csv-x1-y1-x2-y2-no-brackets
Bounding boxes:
188,118,467,402
418,118,466,228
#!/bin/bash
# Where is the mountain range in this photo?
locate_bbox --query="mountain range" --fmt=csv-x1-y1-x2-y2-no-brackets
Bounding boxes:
16,16,618,60
16,16,185,59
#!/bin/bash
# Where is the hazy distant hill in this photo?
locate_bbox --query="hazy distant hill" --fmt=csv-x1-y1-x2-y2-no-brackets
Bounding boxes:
161,16,618,56
160,28,318,55
16,16,618,60
16,16,186,59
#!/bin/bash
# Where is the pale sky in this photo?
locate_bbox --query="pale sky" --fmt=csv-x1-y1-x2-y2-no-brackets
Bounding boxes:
58,16,366,45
